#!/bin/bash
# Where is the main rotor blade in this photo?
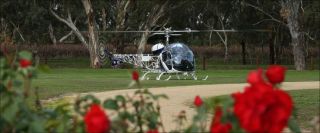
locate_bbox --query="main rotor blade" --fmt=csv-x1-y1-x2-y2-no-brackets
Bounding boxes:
170,34,182,36
198,29,272,32
95,29,272,33
152,33,166,35
98,30,162,33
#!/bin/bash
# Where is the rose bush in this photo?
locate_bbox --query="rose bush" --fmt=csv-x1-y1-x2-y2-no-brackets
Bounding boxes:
0,50,301,133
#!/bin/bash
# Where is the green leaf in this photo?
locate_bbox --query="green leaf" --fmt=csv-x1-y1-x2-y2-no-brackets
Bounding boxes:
119,112,135,123
103,99,119,110
0,58,6,68
13,79,22,87
57,121,66,133
28,119,45,133
133,101,140,108
0,84,5,93
134,90,142,94
186,125,199,133
21,68,28,76
143,89,151,94
147,112,159,129
83,95,101,104
288,117,301,133
115,95,126,103
292,107,298,118
0,94,9,108
127,113,135,123
19,51,32,60
2,100,19,124
152,94,169,100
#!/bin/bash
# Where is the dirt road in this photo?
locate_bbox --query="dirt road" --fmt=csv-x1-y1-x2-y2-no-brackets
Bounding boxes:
84,81,319,131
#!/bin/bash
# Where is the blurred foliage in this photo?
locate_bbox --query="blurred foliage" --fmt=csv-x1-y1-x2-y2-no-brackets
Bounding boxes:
0,50,170,132
0,50,310,132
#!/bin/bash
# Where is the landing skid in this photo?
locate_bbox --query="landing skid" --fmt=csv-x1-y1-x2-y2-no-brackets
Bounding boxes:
141,71,208,81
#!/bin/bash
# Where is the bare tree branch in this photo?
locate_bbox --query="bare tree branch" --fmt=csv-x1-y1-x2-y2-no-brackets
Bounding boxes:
137,0,169,54
242,2,285,25
50,8,88,47
48,23,56,45
303,32,315,41
253,19,279,25
59,31,73,43
59,18,78,43
9,21,25,42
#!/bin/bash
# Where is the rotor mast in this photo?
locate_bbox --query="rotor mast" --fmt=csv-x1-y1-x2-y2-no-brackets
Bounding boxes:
164,27,171,45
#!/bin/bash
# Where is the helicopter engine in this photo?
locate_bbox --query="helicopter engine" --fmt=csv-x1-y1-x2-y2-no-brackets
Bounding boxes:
151,43,164,55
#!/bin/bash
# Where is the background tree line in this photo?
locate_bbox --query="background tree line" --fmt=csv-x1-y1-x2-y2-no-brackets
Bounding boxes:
0,0,319,70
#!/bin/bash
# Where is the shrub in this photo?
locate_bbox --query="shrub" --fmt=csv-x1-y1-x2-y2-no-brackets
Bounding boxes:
0,50,304,133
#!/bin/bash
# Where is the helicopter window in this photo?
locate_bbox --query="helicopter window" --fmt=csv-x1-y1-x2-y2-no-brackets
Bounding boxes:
162,51,172,61
162,52,167,61
168,43,194,64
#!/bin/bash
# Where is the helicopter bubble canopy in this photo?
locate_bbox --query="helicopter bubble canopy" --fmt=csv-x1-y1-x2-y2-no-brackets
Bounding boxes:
162,42,195,71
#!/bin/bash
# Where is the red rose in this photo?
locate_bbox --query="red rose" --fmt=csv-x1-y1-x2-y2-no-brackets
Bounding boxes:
146,129,159,133
247,68,264,85
210,106,232,133
84,104,110,133
194,95,203,107
266,65,286,84
19,59,32,68
132,70,139,81
232,82,293,133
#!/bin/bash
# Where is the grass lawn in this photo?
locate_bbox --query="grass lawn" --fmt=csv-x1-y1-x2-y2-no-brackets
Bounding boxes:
32,68,319,99
204,89,320,131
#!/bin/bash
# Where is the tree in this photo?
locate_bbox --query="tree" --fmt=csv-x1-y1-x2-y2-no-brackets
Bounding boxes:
50,0,101,68
135,0,169,54
243,0,309,70
202,0,238,62
280,0,306,70
0,0,51,43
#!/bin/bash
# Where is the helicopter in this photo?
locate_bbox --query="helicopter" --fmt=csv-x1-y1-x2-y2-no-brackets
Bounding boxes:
99,27,208,80
100,27,271,80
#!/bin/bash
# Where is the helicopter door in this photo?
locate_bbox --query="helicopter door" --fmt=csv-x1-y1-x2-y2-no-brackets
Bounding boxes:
161,51,173,70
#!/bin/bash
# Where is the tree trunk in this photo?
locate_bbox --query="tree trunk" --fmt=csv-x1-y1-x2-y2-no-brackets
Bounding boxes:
101,8,107,31
223,43,228,63
48,24,56,45
292,34,306,70
114,0,131,53
209,31,212,47
82,0,100,68
281,0,306,70
241,40,246,65
269,32,275,64
50,0,101,68
137,30,149,54
89,46,100,68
